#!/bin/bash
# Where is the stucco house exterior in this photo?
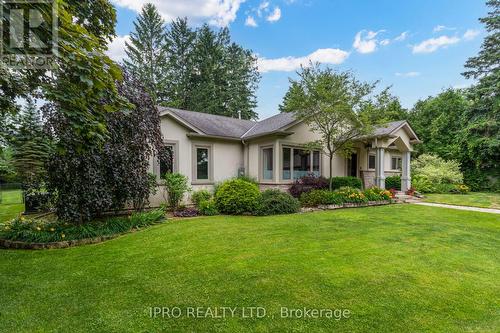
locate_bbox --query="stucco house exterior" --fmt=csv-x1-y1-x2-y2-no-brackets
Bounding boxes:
149,107,421,205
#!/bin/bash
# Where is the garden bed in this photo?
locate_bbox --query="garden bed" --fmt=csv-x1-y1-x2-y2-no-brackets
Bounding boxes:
300,200,393,212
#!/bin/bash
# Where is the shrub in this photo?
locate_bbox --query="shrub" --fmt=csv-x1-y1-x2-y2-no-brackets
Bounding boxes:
237,175,258,185
451,184,470,194
163,173,190,210
385,175,401,190
198,199,219,216
173,208,199,217
364,187,392,201
191,190,212,207
215,179,261,215
255,189,300,215
412,154,463,185
335,187,368,203
434,183,456,193
330,176,362,190
0,209,165,243
300,190,343,207
412,175,434,193
289,174,329,198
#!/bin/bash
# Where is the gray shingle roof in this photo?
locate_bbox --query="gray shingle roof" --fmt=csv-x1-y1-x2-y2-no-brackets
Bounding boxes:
371,120,407,136
160,107,256,138
241,112,296,138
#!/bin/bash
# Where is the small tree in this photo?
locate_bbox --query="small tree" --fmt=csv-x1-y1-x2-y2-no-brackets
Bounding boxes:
162,173,190,210
280,64,374,190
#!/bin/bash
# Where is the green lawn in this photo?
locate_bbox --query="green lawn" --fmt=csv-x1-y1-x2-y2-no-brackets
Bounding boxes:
0,189,24,222
423,192,500,209
1,205,499,332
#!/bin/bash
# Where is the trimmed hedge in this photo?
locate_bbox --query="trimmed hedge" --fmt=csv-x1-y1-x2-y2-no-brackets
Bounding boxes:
215,179,261,215
255,189,300,216
300,187,391,207
330,177,362,190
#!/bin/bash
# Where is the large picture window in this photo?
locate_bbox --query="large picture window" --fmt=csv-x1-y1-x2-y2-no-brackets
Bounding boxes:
262,147,273,180
282,147,320,180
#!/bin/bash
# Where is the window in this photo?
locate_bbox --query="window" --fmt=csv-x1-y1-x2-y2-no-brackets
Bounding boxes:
196,147,209,180
262,147,273,180
282,147,291,180
368,154,376,170
391,156,402,170
160,145,174,176
282,147,320,180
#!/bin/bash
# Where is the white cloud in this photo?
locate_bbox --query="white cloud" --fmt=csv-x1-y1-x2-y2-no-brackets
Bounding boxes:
433,25,455,32
380,39,390,46
463,29,480,41
106,35,130,62
353,30,384,54
257,48,350,73
111,0,245,27
395,71,420,77
394,31,409,42
412,35,460,54
245,15,258,27
266,7,281,22
257,1,269,16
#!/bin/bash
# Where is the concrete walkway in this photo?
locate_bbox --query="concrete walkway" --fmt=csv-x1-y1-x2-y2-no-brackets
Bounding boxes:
412,202,500,214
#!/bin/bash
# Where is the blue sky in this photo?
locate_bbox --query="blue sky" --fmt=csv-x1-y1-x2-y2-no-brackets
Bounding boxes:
108,0,486,119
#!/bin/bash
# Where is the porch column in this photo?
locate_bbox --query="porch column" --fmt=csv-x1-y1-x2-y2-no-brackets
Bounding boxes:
374,148,385,189
401,151,411,192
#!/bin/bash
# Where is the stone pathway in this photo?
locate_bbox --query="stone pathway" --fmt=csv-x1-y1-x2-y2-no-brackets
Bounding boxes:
412,202,500,214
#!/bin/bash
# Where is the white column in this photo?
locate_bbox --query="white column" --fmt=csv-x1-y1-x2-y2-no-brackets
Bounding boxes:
401,151,411,192
375,148,386,189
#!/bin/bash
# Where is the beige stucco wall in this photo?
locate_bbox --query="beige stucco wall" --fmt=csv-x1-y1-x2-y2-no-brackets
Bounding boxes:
149,115,244,207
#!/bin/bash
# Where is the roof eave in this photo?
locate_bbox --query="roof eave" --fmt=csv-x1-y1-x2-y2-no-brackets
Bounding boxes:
242,130,294,141
186,133,242,142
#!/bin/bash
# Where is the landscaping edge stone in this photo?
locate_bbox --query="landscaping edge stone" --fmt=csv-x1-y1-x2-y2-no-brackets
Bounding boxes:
300,200,393,213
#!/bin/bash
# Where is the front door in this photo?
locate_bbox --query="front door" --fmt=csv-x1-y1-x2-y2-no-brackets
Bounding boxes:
347,154,358,177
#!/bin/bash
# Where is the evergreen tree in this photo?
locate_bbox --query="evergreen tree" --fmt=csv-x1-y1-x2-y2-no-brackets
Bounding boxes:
10,100,51,185
124,3,168,103
164,18,196,108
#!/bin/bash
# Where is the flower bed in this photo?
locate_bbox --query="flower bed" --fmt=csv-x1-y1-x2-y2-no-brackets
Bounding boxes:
301,200,392,213
0,209,166,249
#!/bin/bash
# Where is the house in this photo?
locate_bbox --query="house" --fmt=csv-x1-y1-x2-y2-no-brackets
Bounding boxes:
149,107,421,205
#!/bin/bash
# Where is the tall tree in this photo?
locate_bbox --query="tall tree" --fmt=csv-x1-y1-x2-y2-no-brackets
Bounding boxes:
280,65,373,190
164,17,196,108
360,87,408,124
10,100,52,185
461,0,499,190
124,3,168,104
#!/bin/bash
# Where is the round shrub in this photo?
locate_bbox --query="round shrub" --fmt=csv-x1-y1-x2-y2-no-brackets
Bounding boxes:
198,199,219,216
214,179,261,215
330,176,362,190
191,190,212,207
255,189,300,215
163,172,190,209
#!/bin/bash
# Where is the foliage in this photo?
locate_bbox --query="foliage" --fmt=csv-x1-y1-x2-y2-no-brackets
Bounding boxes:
385,175,401,191
236,175,259,185
191,190,212,207
254,189,300,216
0,147,18,183
289,174,329,198
163,173,190,210
411,154,464,185
173,208,199,217
124,4,168,104
214,179,261,215
452,184,470,194
9,100,51,185
330,176,362,190
280,64,374,190
46,71,164,223
360,87,408,124
198,199,219,216
300,187,391,207
412,176,435,193
0,209,165,243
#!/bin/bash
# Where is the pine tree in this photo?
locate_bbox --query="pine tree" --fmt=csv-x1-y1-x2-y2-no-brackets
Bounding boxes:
124,4,168,104
164,18,196,108
10,100,51,185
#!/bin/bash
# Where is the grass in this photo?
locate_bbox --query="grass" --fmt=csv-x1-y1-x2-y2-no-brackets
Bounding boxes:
423,192,500,209
0,189,24,223
1,205,499,332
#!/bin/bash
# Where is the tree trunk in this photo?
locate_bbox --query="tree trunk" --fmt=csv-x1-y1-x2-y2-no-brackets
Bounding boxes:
329,155,333,191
